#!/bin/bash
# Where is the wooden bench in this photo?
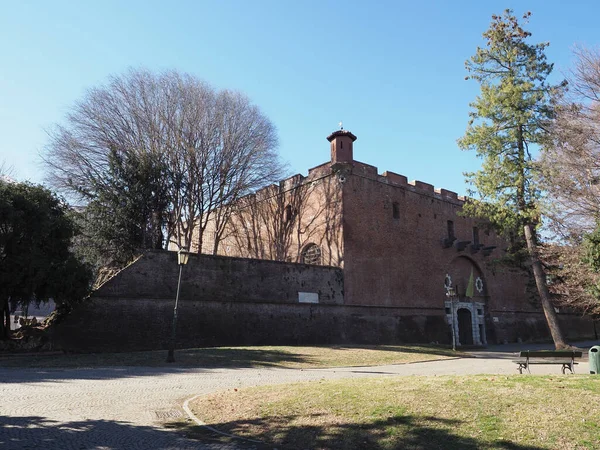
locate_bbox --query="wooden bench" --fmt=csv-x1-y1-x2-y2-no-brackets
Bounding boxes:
513,350,583,374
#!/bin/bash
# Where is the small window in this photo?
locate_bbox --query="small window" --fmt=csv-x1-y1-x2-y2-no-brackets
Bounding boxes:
392,202,400,219
340,141,343,149
284,204,293,223
445,307,451,314
478,309,483,316
473,227,480,246
301,244,322,265
447,220,455,240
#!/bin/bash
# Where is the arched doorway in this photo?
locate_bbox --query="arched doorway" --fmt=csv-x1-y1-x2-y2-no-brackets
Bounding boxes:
457,308,474,345
444,256,488,346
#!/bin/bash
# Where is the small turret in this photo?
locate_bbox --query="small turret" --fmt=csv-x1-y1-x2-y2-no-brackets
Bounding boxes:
327,128,357,164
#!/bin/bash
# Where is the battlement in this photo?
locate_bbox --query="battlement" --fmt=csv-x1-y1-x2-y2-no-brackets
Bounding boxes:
381,171,408,186
370,164,464,204
246,159,465,206
233,125,468,207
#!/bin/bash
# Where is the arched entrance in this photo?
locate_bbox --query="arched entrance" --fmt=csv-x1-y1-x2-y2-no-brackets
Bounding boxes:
457,308,474,345
444,256,488,346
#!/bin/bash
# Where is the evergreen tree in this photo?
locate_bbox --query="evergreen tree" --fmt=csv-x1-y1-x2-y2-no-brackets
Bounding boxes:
0,181,92,338
458,10,568,348
75,147,170,271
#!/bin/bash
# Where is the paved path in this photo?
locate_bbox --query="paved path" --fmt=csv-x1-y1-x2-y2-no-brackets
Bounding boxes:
0,343,594,449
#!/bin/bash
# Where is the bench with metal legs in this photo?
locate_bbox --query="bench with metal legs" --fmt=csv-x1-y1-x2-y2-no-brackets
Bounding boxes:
513,350,582,374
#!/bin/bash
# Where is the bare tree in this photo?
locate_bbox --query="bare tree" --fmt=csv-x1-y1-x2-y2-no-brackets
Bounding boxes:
219,173,343,266
222,177,315,261
542,46,600,237
541,243,600,319
193,90,284,255
540,47,600,319
0,160,14,180
44,69,284,262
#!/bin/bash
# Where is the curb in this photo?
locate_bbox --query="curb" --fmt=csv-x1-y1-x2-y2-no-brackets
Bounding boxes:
182,394,263,444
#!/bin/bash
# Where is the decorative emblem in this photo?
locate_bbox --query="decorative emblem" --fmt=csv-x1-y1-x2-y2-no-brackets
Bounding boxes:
444,274,452,289
475,276,484,293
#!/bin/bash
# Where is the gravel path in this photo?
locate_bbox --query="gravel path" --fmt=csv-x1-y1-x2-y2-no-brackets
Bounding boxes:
0,345,592,449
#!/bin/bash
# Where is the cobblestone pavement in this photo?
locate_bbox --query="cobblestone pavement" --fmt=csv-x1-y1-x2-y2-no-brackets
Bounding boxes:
0,345,592,449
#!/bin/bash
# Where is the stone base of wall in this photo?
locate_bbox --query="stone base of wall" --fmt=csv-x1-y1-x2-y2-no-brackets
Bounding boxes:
50,298,596,353
489,311,595,344
51,298,454,352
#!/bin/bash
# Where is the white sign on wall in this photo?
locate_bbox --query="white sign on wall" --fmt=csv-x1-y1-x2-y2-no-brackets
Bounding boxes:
298,292,319,304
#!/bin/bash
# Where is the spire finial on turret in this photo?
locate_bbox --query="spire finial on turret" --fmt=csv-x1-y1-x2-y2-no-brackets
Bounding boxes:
339,121,343,130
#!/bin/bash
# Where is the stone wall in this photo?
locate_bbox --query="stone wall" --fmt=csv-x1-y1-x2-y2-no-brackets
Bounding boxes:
93,250,344,305
51,250,456,352
52,250,345,352
52,295,452,352
490,310,595,344
51,250,596,353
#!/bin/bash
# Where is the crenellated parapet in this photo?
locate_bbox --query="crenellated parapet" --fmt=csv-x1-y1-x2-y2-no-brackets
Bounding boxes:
380,171,408,186
373,166,465,204
243,173,307,204
435,188,459,201
254,184,279,201
239,128,468,207
280,173,305,191
409,179,434,193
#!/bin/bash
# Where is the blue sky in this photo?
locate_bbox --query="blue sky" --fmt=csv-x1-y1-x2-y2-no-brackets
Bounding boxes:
1,0,598,195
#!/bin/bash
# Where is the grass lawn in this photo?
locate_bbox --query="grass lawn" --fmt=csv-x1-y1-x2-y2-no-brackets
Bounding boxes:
0,344,460,369
188,375,600,449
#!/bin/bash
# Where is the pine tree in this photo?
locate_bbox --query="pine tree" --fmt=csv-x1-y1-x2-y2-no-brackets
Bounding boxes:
458,10,568,348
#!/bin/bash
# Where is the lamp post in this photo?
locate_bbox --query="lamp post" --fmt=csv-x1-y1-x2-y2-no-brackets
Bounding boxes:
167,247,190,363
446,287,457,351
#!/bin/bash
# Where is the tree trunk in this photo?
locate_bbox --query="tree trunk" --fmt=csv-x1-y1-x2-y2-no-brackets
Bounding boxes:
1,297,9,339
0,308,4,339
524,223,568,349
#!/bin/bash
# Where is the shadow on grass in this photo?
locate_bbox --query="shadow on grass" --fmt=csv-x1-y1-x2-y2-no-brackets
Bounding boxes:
334,344,462,358
0,348,314,383
0,344,459,370
0,414,262,450
0,344,465,384
175,413,545,450
0,347,310,368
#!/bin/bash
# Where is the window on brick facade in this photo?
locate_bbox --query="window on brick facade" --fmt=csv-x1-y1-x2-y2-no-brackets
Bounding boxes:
284,204,293,223
447,220,455,240
392,202,400,219
301,244,322,265
473,226,480,246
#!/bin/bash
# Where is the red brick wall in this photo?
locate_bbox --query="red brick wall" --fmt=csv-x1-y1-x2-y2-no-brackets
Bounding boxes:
341,167,534,314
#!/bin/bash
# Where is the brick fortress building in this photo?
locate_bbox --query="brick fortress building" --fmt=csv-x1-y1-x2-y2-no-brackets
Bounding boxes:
191,128,586,346
53,129,594,352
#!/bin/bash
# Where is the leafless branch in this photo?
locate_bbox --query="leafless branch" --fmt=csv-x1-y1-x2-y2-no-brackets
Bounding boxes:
43,68,285,254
